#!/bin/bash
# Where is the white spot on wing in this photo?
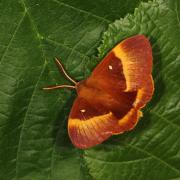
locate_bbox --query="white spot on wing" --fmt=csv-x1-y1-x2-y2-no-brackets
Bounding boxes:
108,65,113,70
80,109,86,113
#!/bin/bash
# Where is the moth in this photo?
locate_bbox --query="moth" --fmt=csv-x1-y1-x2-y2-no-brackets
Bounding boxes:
44,35,154,149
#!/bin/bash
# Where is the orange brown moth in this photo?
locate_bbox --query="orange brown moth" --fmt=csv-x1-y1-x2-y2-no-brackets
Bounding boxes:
43,35,154,149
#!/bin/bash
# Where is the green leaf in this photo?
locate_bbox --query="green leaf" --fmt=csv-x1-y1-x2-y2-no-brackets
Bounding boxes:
0,0,179,180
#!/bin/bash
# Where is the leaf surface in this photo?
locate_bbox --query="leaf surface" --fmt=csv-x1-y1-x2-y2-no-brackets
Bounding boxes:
0,0,179,180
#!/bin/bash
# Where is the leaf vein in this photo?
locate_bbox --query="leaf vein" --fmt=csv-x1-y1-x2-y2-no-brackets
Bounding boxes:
175,1,180,27
15,63,46,177
150,110,180,131
15,0,48,177
45,37,90,60
85,156,152,165
0,11,26,66
127,144,180,175
52,0,111,23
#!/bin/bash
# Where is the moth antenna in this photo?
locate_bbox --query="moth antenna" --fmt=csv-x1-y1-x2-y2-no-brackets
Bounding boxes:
55,57,77,85
43,84,76,90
